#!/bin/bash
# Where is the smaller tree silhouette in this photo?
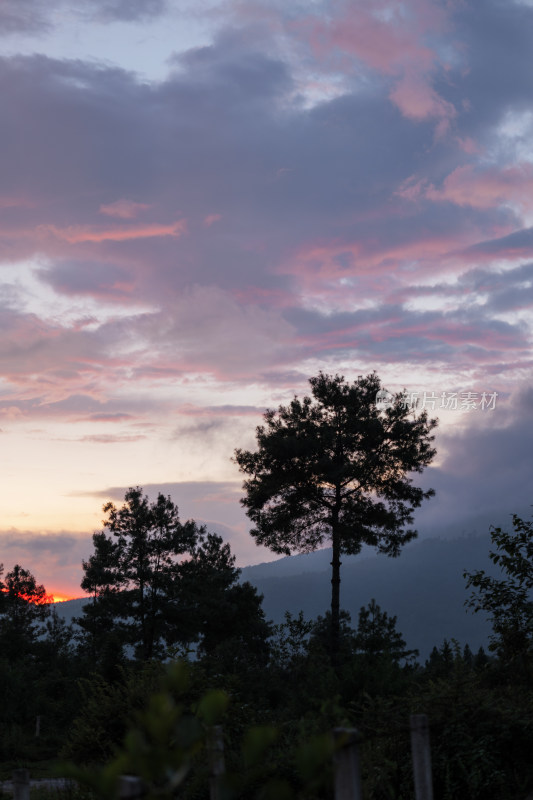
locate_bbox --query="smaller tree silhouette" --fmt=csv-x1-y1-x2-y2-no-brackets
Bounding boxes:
0,564,51,657
465,512,533,673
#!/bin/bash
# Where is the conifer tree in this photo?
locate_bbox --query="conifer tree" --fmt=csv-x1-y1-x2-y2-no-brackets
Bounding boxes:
234,371,437,664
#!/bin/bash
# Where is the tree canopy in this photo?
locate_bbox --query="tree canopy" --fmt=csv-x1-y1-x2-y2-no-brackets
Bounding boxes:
0,563,51,658
78,488,197,660
77,487,270,664
234,371,437,662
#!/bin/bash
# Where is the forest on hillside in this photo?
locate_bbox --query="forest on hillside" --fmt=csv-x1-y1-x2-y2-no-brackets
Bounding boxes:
1,375,533,799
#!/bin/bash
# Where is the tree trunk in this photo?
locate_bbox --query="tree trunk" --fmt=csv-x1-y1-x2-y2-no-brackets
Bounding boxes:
330,506,342,670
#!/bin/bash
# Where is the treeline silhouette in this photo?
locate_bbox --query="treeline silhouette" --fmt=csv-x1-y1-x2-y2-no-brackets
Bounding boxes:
1,492,533,799
1,373,532,798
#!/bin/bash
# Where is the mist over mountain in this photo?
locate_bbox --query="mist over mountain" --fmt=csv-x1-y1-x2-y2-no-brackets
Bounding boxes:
241,506,530,579
240,533,497,659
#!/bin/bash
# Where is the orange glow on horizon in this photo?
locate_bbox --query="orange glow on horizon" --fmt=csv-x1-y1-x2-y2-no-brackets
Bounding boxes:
1,587,55,604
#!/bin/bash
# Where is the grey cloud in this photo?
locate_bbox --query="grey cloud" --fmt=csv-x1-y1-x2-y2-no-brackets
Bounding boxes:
89,481,249,532
86,412,134,421
0,530,92,569
78,433,146,443
0,0,166,36
86,0,167,23
172,406,264,446
40,260,135,299
0,392,154,423
283,302,529,365
391,262,533,314
0,2,50,35
172,30,292,100
179,405,265,415
462,263,533,292
413,387,533,532
444,0,533,138
255,369,310,387
172,418,228,439
466,227,533,256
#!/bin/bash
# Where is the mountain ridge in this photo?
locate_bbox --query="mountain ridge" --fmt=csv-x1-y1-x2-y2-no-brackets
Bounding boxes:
53,529,502,658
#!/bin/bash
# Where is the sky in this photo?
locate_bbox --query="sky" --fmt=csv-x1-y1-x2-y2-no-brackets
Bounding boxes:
1,0,533,600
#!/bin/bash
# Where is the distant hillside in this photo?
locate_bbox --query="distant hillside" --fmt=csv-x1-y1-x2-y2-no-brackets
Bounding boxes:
53,596,87,625
240,545,377,581
241,533,497,658
239,506,526,581
54,532,501,660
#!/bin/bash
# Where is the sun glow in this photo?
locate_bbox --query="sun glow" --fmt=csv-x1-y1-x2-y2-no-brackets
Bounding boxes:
0,588,54,604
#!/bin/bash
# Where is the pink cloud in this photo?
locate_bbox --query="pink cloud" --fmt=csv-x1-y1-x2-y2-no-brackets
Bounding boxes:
281,228,477,289
0,196,33,209
37,219,187,243
204,213,222,227
455,136,480,154
425,163,533,216
389,70,457,126
395,175,428,202
296,1,436,75
290,310,528,367
358,321,517,355
0,406,25,420
290,0,458,127
99,199,151,218
389,320,524,349
134,285,298,380
0,309,141,408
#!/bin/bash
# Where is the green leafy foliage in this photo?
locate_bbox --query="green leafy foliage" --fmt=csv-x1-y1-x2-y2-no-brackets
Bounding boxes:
62,662,165,764
66,661,336,800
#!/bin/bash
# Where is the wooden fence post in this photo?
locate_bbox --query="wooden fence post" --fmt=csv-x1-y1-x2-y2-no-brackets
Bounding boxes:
12,770,30,800
207,725,225,800
410,714,434,800
333,728,363,800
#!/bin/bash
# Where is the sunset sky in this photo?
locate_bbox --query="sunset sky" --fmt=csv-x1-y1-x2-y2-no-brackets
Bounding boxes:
1,0,533,601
